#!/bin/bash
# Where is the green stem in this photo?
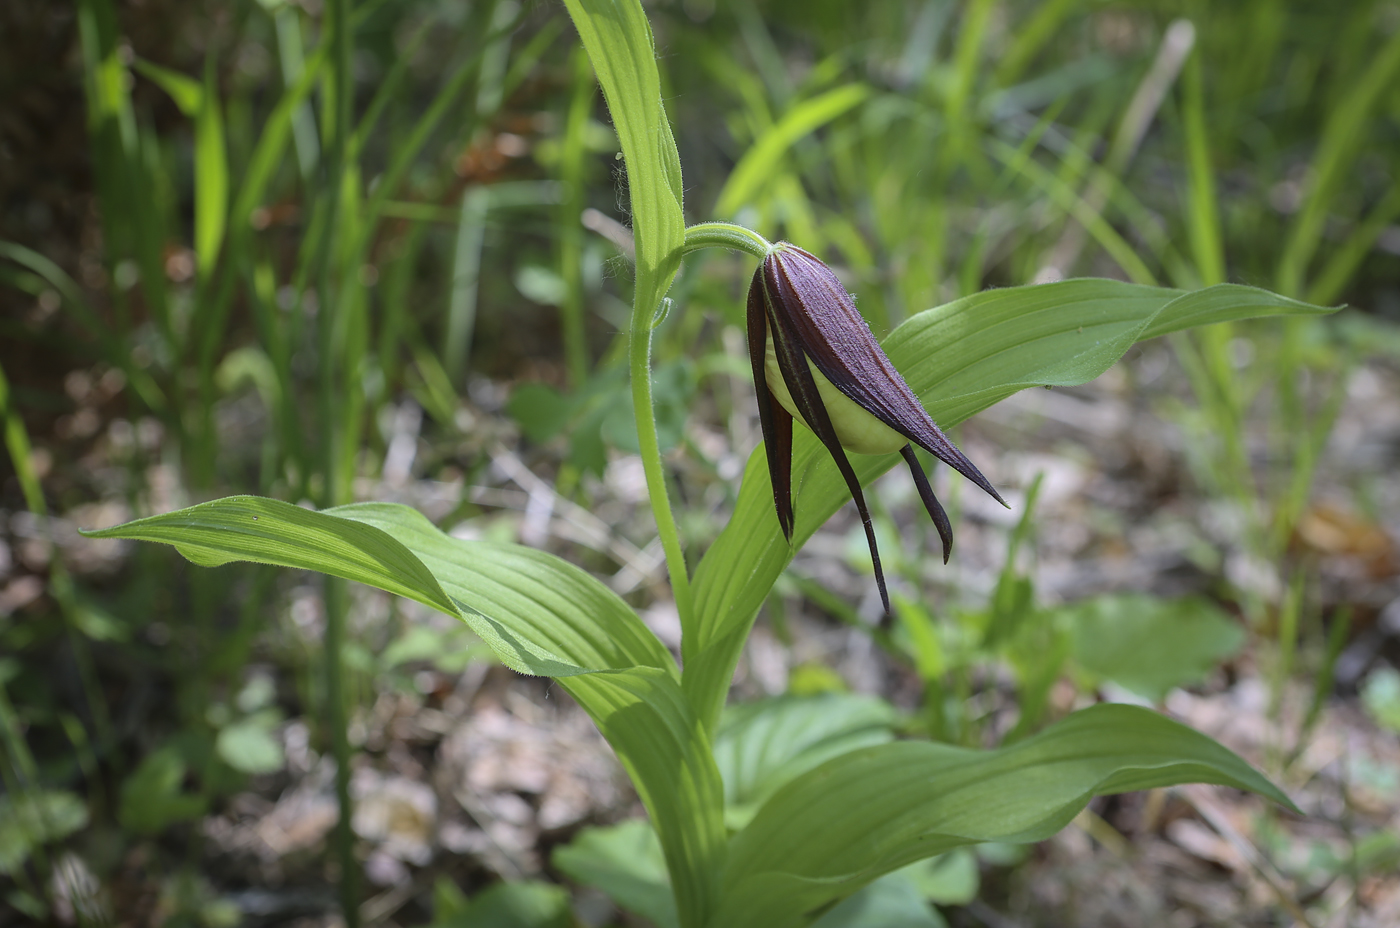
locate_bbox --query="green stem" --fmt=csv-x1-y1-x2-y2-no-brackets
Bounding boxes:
632,223,768,630
682,221,773,260
630,263,694,629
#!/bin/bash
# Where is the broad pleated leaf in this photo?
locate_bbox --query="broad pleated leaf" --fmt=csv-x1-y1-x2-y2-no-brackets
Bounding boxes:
686,280,1334,732
713,694,897,824
564,668,725,928
332,502,673,676
89,499,719,926
84,496,672,677
714,704,1294,928
553,820,677,928
808,873,947,928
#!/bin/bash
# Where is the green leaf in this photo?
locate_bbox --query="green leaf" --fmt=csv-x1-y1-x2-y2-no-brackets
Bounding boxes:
553,820,678,928
231,43,327,233
1361,666,1400,733
602,360,696,453
1066,595,1245,702
1277,28,1400,298
810,872,947,928
432,876,471,922
216,345,281,408
563,668,725,928
687,279,1335,733
430,880,571,928
569,401,611,477
381,624,484,674
515,264,570,306
897,850,979,906
716,704,1293,928
0,791,89,876
85,497,672,678
713,694,897,827
118,746,207,835
215,711,286,775
1354,829,1400,875
507,382,574,444
92,499,716,924
133,58,203,115
337,503,674,675
561,0,684,297
85,496,455,608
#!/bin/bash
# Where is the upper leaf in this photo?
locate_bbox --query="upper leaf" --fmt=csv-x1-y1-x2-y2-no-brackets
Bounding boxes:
562,0,684,285
686,280,1334,732
714,703,1294,928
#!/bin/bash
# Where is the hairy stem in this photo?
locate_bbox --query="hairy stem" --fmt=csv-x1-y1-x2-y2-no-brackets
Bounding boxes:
683,221,773,260
630,263,693,630
631,224,769,632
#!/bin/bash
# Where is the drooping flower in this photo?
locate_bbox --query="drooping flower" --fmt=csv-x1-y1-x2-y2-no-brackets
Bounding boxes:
746,243,1007,614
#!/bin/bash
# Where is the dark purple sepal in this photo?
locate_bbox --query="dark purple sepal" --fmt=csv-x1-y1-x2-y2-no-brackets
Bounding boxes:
762,271,893,616
747,266,795,539
763,245,1006,507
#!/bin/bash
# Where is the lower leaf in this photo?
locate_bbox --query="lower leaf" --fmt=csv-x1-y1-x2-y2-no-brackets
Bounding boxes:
83,496,674,677
715,703,1292,928
564,668,726,928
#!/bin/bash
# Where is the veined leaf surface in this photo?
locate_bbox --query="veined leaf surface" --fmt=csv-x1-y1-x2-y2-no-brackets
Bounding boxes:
562,0,684,301
564,669,724,928
88,499,721,925
714,694,897,826
714,704,1294,928
85,496,672,677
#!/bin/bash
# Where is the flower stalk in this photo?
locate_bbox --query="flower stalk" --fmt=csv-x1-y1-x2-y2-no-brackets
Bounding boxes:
630,260,694,629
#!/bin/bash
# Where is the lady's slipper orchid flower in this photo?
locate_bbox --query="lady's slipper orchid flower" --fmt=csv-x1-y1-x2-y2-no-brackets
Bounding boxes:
746,243,1007,614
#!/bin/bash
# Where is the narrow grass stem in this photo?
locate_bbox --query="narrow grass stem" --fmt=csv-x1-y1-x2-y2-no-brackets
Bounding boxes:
317,0,357,923
323,575,356,926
